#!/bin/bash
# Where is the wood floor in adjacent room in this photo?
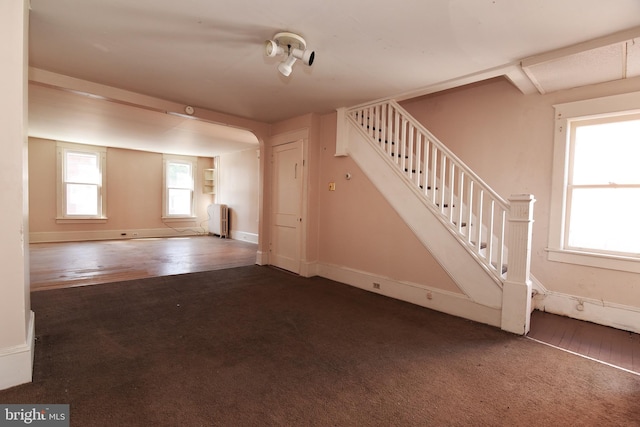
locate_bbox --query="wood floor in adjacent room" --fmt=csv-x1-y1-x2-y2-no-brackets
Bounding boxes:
29,236,257,291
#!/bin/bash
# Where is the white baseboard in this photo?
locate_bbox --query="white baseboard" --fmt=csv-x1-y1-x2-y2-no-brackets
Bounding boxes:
534,291,640,334
316,263,502,328
256,250,268,266
229,230,258,244
30,227,207,243
0,311,35,391
299,260,319,278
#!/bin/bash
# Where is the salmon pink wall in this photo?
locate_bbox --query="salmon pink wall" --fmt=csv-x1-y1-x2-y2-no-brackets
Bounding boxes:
317,113,462,294
28,137,214,241
28,138,56,232
399,76,640,309
218,148,260,239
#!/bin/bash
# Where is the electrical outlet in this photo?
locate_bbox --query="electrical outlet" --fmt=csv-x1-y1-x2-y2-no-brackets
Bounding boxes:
373,283,380,290
426,291,433,300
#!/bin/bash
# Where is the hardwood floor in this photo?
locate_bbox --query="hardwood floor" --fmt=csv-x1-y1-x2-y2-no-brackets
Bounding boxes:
528,310,640,375
30,236,257,291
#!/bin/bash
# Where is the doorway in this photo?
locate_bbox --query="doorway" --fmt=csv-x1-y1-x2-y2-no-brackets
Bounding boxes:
270,139,304,274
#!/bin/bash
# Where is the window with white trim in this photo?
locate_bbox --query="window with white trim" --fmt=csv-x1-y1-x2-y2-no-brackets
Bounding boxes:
163,154,197,219
56,142,107,221
548,92,640,273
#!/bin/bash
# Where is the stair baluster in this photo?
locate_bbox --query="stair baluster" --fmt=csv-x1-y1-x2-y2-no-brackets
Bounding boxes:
345,100,533,285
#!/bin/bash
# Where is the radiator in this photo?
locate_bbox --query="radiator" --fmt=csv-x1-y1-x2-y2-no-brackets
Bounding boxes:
207,204,228,238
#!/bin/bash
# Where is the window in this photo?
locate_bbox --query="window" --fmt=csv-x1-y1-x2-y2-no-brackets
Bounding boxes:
163,154,197,219
56,142,107,221
548,92,640,273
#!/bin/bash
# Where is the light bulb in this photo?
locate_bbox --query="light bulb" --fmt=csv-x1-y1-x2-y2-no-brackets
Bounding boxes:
264,40,283,57
278,54,297,77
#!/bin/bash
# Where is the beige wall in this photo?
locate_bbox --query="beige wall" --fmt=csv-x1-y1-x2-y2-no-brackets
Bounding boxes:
218,148,260,240
29,137,214,241
399,76,640,308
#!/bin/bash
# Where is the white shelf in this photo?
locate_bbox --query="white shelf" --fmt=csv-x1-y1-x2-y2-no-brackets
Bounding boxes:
203,168,215,194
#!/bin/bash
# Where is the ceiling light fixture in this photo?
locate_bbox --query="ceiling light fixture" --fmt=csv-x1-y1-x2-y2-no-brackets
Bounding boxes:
264,32,315,77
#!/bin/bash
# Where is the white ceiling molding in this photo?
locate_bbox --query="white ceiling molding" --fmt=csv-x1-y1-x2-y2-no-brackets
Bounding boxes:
521,26,640,94
392,62,538,104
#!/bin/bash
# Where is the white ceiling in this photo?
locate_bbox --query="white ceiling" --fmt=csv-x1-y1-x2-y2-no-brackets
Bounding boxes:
27,0,640,156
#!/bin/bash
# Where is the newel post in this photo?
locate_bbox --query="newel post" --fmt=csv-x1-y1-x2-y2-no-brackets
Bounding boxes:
501,194,536,335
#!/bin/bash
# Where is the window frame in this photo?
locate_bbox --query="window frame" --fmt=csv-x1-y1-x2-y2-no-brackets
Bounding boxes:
162,154,197,220
548,91,640,273
56,142,107,223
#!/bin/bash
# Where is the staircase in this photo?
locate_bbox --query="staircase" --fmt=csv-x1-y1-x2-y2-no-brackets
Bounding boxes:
337,100,535,334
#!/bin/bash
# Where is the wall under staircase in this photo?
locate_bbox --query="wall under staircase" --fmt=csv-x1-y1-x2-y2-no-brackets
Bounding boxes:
336,100,536,334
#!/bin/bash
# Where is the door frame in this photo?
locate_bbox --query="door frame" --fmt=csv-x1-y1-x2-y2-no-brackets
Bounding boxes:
265,128,310,276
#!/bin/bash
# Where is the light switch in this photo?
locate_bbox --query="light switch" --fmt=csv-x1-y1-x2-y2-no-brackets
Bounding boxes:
329,182,336,191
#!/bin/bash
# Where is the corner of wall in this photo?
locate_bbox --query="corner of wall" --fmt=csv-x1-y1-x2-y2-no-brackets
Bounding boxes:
0,311,34,391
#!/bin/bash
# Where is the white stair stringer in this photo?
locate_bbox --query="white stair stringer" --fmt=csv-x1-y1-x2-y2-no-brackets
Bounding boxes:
346,123,504,316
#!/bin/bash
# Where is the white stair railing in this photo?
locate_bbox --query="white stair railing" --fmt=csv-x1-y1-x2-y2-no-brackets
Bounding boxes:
346,100,534,286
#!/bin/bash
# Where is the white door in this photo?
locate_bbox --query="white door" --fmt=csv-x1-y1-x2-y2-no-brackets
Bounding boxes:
271,140,303,274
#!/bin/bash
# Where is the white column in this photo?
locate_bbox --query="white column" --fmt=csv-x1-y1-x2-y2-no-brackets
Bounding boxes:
501,194,535,335
0,0,34,390
335,107,349,157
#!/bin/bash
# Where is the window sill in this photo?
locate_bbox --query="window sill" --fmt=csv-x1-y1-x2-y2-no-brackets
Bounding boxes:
162,216,197,223
56,217,108,224
546,247,640,274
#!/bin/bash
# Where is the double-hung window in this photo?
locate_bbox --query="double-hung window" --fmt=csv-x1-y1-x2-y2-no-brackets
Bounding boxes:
57,142,107,221
163,154,197,219
548,92,640,272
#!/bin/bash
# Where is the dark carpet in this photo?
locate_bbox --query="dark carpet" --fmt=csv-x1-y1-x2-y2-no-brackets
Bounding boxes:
1,265,639,426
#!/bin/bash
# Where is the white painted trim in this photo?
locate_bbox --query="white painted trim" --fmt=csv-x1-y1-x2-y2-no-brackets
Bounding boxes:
547,248,640,274
335,107,348,156
268,130,309,276
255,250,269,266
299,260,318,278
29,227,207,243
162,154,198,219
548,91,640,273
0,311,34,391
317,263,502,328
229,230,258,244
347,63,534,110
269,128,309,147
530,274,547,299
56,141,108,220
522,27,640,70
392,62,538,101
346,122,504,309
533,291,640,334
